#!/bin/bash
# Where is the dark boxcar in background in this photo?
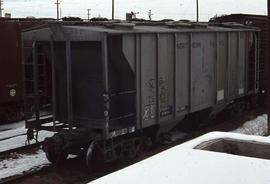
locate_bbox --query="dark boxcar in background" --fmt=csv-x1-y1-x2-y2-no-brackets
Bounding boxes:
0,18,46,122
22,22,259,165
210,14,268,106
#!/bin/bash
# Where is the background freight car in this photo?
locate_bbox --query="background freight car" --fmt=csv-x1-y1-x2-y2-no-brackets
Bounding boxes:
22,22,259,165
0,18,49,123
210,14,268,106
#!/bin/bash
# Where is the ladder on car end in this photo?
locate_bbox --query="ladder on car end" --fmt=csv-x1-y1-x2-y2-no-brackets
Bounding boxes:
22,41,53,130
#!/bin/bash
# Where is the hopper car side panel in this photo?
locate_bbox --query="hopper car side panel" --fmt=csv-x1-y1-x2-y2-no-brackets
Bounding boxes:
175,33,190,116
139,34,158,128
190,33,215,112
122,31,256,132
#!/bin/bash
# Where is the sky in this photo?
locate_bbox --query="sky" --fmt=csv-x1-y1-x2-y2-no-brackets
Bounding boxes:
1,0,268,21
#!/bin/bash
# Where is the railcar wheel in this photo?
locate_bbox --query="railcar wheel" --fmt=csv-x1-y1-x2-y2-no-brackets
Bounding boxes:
118,137,149,163
43,135,68,164
136,137,153,156
118,145,137,163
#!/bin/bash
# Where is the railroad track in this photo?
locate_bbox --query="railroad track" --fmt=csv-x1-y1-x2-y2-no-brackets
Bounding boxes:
0,143,45,184
0,129,41,156
0,166,45,184
0,142,40,156
0,165,52,184
0,109,267,184
0,132,44,184
0,133,27,142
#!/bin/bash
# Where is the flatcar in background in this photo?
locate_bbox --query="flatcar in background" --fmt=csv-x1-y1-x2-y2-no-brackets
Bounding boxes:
0,18,49,123
22,21,260,166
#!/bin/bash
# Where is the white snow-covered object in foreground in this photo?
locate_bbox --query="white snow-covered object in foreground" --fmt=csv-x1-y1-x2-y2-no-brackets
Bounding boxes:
90,132,270,184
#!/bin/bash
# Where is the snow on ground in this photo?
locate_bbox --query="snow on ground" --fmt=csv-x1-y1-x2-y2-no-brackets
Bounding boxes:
0,121,57,181
0,121,55,152
0,150,50,180
167,114,268,143
90,132,270,184
0,131,54,153
232,114,268,136
0,121,25,132
0,126,26,141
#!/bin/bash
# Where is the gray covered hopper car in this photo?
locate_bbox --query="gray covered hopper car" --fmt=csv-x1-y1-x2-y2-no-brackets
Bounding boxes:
22,22,259,165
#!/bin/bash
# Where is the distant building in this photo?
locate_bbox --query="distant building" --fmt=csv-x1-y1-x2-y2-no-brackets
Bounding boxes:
4,13,11,18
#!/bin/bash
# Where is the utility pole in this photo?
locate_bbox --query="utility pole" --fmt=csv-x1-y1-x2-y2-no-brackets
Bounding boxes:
267,0,270,111
148,10,153,20
131,11,139,19
266,0,270,130
196,0,199,22
55,0,60,21
0,0,3,18
112,0,114,20
87,9,91,21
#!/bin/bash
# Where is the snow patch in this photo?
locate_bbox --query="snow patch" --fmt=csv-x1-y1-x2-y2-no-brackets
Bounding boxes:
0,126,26,140
232,114,268,136
0,150,50,181
0,121,25,132
0,131,54,153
